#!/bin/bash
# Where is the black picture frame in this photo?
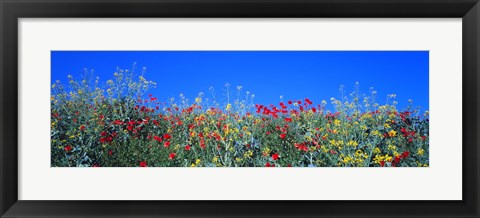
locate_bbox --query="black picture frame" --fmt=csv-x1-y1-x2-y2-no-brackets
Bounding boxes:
1,0,479,217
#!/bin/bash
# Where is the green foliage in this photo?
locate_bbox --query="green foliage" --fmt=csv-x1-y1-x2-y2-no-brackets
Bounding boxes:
51,69,429,167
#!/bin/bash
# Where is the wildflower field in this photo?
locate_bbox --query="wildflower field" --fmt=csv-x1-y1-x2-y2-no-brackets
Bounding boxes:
51,69,429,167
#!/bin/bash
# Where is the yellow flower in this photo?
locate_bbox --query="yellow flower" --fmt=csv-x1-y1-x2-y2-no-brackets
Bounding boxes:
203,127,210,133
347,140,358,148
334,119,341,126
226,103,232,111
262,147,271,156
354,150,364,157
373,147,381,154
342,155,353,164
322,147,329,153
385,154,393,162
388,130,397,137
195,97,202,104
373,154,384,163
417,148,425,156
362,113,372,119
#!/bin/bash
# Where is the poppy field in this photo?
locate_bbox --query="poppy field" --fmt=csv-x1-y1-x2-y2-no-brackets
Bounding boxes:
51,68,429,167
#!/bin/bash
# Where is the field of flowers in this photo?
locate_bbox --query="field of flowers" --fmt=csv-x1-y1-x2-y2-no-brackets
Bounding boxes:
51,69,429,167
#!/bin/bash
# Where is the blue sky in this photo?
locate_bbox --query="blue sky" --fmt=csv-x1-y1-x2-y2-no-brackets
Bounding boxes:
51,51,429,111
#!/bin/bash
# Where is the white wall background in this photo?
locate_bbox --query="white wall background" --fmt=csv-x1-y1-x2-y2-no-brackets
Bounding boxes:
18,18,462,200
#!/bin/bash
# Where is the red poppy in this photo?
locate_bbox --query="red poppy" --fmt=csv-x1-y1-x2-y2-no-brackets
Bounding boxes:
164,141,171,148
139,161,147,167
185,145,191,151
287,100,292,105
294,143,309,152
153,135,162,142
213,133,221,141
164,134,172,140
284,117,292,122
401,151,410,159
113,120,124,125
393,156,401,165
108,150,113,156
92,164,100,167
79,125,85,130
169,153,176,160
265,162,271,167
280,133,286,139
380,161,385,167
272,153,279,161
64,145,72,152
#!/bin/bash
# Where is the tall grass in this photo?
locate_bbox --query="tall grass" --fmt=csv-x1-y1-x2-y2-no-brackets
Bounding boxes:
51,68,429,167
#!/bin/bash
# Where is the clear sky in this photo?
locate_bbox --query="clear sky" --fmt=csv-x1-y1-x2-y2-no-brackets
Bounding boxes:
51,51,429,112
